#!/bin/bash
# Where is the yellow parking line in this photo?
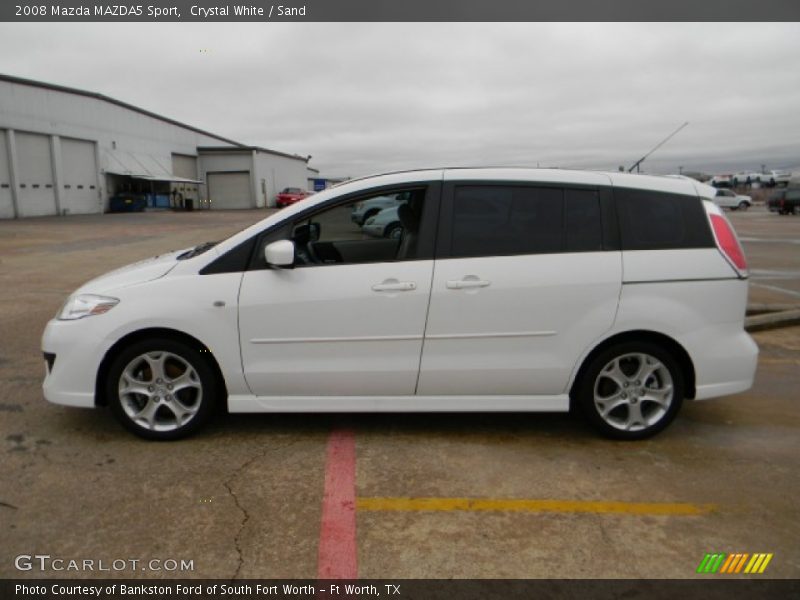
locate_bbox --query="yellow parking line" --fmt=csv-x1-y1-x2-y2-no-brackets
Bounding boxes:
357,497,716,516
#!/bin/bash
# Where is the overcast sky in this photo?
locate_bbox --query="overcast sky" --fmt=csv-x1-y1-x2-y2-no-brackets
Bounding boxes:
0,23,798,177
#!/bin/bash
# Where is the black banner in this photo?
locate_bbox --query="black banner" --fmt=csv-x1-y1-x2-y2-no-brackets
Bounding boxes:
2,580,800,600
3,0,800,22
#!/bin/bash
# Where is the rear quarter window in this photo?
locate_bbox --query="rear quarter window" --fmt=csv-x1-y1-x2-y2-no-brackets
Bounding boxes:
615,189,714,251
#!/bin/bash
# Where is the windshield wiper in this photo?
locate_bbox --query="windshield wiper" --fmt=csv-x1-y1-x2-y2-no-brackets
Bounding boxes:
178,241,218,260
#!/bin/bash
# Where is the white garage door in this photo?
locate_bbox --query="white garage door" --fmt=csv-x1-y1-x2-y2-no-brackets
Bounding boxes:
207,171,252,209
0,130,13,219
16,131,56,217
61,138,99,215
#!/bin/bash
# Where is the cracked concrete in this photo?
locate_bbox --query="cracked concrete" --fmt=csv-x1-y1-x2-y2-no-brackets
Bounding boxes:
222,441,302,580
1,208,799,579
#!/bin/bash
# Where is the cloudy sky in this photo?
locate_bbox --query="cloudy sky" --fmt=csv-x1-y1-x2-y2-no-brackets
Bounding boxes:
0,22,798,177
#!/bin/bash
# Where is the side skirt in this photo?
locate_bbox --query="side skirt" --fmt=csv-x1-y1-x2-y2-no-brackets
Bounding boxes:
227,394,570,413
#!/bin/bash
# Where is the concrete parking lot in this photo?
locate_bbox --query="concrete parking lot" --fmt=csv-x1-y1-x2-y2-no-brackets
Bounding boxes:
1,206,798,579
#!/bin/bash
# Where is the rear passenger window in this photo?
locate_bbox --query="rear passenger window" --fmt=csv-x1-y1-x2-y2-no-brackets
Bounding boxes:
565,189,603,252
616,189,714,251
450,185,603,258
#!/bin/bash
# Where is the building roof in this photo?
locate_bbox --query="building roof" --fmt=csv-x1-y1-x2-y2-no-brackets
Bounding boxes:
0,73,245,147
197,145,309,163
0,73,308,163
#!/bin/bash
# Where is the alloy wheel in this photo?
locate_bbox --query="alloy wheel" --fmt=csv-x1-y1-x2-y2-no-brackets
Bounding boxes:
592,352,674,432
118,351,203,432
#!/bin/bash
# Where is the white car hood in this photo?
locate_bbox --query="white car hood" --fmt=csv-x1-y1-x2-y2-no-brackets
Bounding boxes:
75,248,188,294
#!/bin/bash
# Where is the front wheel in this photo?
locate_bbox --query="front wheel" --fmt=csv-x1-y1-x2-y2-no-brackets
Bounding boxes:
106,338,218,440
738,201,750,211
575,342,684,440
385,223,404,240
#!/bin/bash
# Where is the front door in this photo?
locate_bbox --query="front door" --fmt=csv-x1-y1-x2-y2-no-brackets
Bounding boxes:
238,184,439,397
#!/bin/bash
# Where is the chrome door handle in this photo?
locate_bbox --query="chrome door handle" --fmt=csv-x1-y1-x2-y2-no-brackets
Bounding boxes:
446,278,491,290
372,280,417,292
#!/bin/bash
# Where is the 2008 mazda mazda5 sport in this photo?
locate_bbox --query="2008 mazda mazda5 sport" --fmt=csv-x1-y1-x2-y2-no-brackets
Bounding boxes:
42,168,758,440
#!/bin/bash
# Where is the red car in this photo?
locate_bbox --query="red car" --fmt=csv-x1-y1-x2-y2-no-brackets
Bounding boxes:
276,187,311,207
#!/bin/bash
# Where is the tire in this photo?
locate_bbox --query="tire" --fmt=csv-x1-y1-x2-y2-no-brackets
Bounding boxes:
362,208,380,224
574,342,684,440
106,338,218,440
385,223,403,240
738,201,749,211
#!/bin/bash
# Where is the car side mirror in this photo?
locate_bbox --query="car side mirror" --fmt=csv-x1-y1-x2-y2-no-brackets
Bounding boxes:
264,240,295,267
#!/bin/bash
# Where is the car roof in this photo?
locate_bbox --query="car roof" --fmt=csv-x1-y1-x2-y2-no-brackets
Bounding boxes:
337,166,707,197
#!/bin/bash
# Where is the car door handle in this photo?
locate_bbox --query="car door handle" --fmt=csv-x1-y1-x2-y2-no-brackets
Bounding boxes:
372,280,417,292
446,278,491,290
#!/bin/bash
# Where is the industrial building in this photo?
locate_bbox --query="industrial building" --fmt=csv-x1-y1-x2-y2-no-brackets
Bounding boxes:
0,73,312,218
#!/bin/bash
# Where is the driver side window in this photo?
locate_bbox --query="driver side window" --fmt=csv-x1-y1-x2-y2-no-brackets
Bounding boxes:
290,188,426,267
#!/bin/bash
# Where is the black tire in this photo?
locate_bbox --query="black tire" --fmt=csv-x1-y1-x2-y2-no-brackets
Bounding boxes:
384,223,403,240
574,341,684,440
106,338,218,440
738,201,749,211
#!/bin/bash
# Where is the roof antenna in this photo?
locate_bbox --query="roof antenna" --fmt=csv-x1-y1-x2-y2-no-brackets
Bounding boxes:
628,121,689,173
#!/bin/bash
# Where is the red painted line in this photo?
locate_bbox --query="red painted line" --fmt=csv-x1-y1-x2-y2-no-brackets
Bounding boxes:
317,428,357,579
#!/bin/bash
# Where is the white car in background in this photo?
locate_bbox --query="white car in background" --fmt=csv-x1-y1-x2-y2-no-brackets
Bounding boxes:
732,170,791,187
361,205,404,239
707,174,733,188
350,192,409,226
713,188,752,211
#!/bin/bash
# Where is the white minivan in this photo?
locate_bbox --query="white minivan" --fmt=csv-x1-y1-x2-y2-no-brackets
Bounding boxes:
42,168,758,440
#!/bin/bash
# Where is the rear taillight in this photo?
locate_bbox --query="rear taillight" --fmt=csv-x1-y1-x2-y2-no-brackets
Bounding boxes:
709,213,747,275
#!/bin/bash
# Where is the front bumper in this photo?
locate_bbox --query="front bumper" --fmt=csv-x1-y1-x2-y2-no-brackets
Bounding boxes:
362,223,384,237
42,318,112,408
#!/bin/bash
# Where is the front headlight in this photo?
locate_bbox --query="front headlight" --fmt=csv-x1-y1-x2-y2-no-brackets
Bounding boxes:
58,294,120,320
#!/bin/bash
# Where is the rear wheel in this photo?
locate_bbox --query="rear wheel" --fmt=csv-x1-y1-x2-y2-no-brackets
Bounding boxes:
106,338,218,440
575,342,684,440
